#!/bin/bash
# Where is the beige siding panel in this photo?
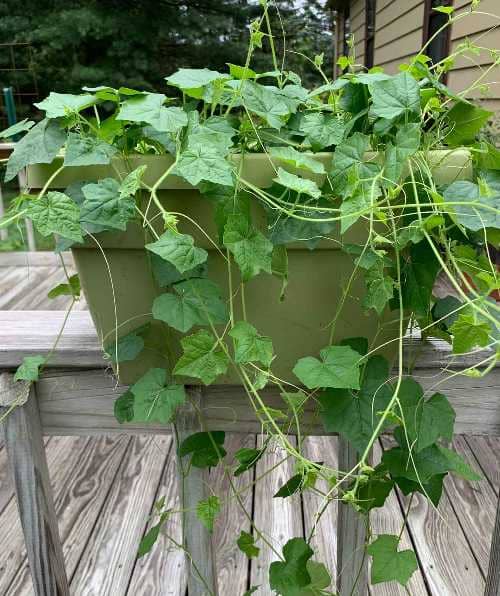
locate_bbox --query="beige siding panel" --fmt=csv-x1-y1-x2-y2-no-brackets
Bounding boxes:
455,0,472,8
351,10,366,33
375,4,425,49
374,29,423,65
451,29,498,69
376,0,396,13
447,64,500,102
378,53,417,74
452,1,500,40
377,0,423,30
351,0,365,21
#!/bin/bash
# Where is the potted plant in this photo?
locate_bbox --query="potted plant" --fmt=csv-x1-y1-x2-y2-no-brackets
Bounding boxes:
2,2,499,593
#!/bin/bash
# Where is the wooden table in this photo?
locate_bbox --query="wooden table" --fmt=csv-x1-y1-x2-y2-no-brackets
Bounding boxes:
0,310,499,596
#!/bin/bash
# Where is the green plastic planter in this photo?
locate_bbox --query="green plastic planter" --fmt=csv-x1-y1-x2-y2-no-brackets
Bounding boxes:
27,150,472,384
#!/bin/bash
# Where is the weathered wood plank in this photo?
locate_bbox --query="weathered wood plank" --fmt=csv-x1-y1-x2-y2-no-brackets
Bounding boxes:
301,436,338,589
70,435,170,596
337,439,368,596
211,434,255,595
369,443,429,596
0,436,80,594
0,252,74,268
7,435,131,596
175,389,218,596
444,436,498,576
380,437,485,595
485,499,500,596
32,368,500,436
1,378,69,595
127,438,186,596
465,436,500,493
250,435,303,594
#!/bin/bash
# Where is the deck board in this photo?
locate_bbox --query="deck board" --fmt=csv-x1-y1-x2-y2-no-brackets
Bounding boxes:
0,255,499,595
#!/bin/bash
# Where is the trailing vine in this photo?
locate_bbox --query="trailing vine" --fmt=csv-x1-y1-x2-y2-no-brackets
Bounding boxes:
1,1,499,593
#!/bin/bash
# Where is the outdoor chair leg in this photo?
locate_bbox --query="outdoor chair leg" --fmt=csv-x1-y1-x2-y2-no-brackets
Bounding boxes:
0,373,69,595
175,387,218,596
485,496,500,596
337,437,368,596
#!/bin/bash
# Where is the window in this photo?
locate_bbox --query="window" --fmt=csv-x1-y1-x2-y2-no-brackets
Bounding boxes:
423,0,452,65
364,0,376,69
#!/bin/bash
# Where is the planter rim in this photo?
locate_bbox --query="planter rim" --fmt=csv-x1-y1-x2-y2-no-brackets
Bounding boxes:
25,148,473,191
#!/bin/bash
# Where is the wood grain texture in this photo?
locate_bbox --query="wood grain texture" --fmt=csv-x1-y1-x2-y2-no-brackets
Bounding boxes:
0,252,74,268
444,436,498,576
369,443,429,596
485,499,500,596
301,436,338,591
1,379,69,595
210,434,255,596
175,390,218,596
70,435,171,596
0,436,84,594
465,436,500,493
127,438,186,596
381,437,485,596
250,435,303,595
337,439,368,596
31,368,500,437
7,435,131,596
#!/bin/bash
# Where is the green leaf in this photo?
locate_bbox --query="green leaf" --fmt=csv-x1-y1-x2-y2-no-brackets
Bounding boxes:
104,330,145,363
269,538,314,595
223,213,273,281
152,278,228,332
446,102,493,145
120,165,148,198
329,132,379,196
362,264,394,315
367,535,418,586
401,240,440,318
5,119,66,182
273,168,321,199
27,191,83,242
234,447,266,476
166,68,227,97
151,254,207,288
269,146,325,174
319,355,392,452
0,118,34,139
242,81,291,129
47,273,80,299
175,145,233,187
137,514,168,558
274,474,304,498
397,378,455,452
383,443,481,483
64,132,117,166
227,63,257,80
237,531,260,558
196,495,221,532
81,178,135,231
369,72,420,119
396,474,446,508
131,368,186,424
114,390,135,424
269,204,337,250
356,474,394,513
384,123,421,184
450,312,491,354
443,180,500,231
117,92,188,133
178,431,226,468
433,5,454,14
299,112,345,151
293,345,362,390
146,230,208,274
14,355,46,382
229,321,273,367
174,330,229,385
35,92,96,118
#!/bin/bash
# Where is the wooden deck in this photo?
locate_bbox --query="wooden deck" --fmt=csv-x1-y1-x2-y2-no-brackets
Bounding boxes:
0,253,498,596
